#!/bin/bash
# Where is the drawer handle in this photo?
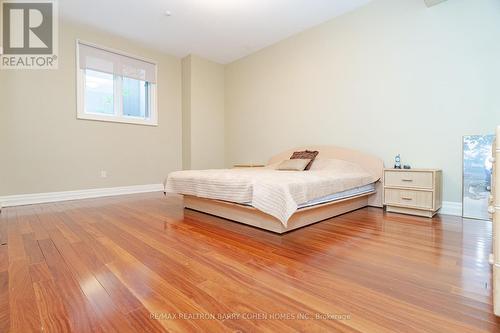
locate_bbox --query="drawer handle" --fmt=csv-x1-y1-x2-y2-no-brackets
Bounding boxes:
401,197,413,201
401,179,413,182
490,157,496,163
489,206,496,214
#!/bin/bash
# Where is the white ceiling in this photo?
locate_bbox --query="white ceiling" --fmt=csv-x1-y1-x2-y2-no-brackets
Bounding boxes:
60,0,371,64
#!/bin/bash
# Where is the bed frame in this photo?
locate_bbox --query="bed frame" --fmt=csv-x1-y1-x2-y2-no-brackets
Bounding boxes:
183,146,384,234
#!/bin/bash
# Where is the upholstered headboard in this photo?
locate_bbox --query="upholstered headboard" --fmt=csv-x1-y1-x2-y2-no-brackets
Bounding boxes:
268,146,384,207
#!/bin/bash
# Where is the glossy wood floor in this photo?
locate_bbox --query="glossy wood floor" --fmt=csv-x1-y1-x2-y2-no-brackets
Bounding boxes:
0,193,499,333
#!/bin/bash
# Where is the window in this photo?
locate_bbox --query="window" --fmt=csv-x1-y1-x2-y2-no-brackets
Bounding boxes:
77,41,158,126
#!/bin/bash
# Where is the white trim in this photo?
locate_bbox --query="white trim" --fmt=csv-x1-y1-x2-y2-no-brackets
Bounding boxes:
0,189,471,218
439,201,462,216
0,184,164,208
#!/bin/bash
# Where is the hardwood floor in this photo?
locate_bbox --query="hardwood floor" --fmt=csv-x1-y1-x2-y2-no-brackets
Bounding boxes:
0,192,499,332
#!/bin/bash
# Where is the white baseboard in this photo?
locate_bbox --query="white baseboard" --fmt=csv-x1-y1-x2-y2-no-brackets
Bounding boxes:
0,186,466,218
0,184,165,208
440,201,462,216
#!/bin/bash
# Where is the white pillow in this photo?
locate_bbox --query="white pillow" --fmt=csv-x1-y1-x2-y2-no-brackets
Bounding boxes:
309,158,367,173
276,159,311,171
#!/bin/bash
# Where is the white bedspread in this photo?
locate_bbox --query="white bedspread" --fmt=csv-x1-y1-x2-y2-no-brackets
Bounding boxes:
165,160,378,227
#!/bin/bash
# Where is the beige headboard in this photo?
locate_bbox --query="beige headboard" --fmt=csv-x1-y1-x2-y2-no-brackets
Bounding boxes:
268,146,384,207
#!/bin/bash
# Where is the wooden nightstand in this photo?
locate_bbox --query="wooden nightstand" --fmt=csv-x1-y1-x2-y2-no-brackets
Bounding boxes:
383,168,442,218
233,164,265,168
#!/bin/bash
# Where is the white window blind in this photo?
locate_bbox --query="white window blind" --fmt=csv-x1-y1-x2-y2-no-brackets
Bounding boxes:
78,42,157,83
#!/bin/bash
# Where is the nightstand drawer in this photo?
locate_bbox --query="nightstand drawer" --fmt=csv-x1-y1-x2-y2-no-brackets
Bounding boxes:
385,171,433,189
384,189,433,209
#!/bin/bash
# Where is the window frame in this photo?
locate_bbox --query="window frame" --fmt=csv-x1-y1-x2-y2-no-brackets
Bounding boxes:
76,40,158,126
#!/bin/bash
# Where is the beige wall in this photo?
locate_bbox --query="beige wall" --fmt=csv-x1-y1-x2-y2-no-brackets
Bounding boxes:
0,21,182,196
225,0,500,202
182,57,192,170
182,55,225,170
2,0,499,204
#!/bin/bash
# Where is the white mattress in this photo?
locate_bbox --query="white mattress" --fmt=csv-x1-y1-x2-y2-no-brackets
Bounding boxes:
297,183,375,209
240,183,375,209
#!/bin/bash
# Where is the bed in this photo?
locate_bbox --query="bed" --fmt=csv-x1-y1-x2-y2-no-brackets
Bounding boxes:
165,146,384,233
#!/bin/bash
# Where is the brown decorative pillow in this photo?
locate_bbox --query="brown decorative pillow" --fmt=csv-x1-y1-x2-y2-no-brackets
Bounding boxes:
290,150,319,170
